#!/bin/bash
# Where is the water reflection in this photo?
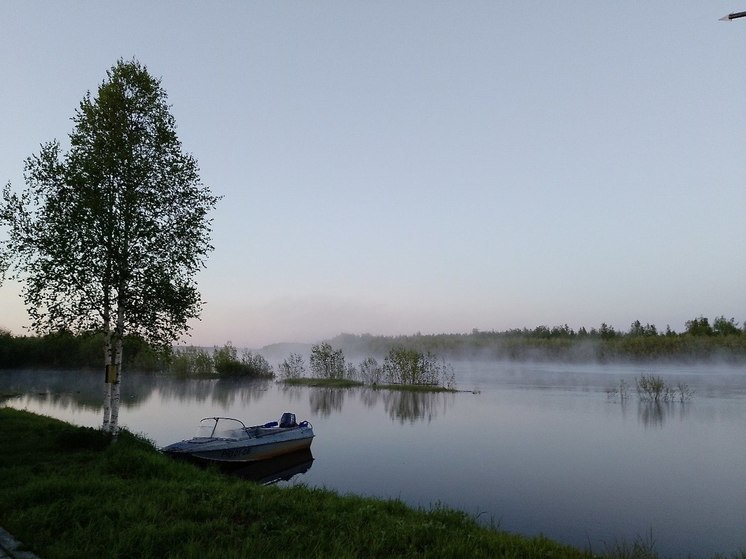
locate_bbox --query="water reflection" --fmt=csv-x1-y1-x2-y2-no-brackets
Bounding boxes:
2,370,453,424
155,377,271,408
380,390,454,424
309,388,345,417
1,369,105,410
0,370,274,414
304,385,454,423
277,383,304,404
210,449,314,485
637,401,690,429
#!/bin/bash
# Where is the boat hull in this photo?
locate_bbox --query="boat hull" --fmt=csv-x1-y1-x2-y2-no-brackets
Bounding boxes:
162,424,314,463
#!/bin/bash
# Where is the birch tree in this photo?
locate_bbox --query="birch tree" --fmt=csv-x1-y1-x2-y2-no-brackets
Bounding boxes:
0,59,219,433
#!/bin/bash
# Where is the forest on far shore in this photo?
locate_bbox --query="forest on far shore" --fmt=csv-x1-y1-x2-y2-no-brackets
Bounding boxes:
1,315,745,371
320,315,746,364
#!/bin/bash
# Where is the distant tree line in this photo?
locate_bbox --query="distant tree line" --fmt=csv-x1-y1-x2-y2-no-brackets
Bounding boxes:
326,316,746,364
0,329,163,371
2,314,745,370
0,330,276,378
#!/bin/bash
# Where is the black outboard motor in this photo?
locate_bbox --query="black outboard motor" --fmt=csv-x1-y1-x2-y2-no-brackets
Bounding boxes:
280,412,297,428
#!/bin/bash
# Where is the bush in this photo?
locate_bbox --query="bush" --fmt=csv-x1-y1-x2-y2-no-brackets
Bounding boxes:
634,374,693,403
278,352,306,380
168,342,274,379
169,346,213,377
237,350,274,379
359,356,383,385
382,346,455,388
310,342,346,380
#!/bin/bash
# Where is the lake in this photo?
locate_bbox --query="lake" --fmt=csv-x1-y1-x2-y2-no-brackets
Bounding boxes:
2,361,745,558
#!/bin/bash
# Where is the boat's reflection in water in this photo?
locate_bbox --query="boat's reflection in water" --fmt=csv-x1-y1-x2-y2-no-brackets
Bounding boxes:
216,449,314,485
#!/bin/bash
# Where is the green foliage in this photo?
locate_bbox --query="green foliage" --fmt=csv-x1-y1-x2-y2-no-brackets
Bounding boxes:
635,374,667,401
0,59,219,350
382,346,455,388
212,342,274,379
0,330,165,370
310,342,346,379
169,346,213,377
277,352,306,380
283,377,363,389
359,356,383,384
1,58,220,430
212,342,240,374
713,316,741,336
599,323,619,340
629,320,657,337
685,316,713,336
283,345,456,390
327,315,746,364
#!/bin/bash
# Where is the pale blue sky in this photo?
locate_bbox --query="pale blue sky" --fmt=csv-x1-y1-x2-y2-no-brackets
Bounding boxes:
1,2,745,348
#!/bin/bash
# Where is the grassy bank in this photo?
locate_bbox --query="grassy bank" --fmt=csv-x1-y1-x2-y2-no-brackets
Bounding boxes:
281,377,366,389
0,408,593,559
281,377,457,393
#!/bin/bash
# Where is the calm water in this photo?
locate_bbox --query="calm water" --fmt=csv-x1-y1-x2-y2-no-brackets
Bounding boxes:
2,361,745,558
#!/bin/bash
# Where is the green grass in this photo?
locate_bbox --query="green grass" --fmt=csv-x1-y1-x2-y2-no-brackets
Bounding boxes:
371,383,457,393
279,378,457,392
281,377,365,389
0,408,591,559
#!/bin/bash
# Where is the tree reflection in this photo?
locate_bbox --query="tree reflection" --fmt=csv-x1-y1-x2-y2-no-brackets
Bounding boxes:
358,386,382,409
2,369,118,410
637,401,690,428
0,370,272,411
309,388,345,417
4,369,454,426
211,378,271,407
304,386,454,423
638,401,665,428
155,376,218,404
277,382,304,404
380,389,453,424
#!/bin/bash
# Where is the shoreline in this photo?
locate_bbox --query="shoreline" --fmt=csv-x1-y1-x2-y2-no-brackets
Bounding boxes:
0,408,592,559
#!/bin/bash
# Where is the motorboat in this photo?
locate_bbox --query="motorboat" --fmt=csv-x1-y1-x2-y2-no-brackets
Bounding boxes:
161,412,314,463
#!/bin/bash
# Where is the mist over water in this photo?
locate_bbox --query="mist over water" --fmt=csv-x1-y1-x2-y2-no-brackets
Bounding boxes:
2,361,745,557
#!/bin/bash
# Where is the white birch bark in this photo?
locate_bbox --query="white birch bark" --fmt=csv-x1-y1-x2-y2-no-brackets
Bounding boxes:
109,299,126,433
110,334,123,433
102,329,113,432
102,382,112,432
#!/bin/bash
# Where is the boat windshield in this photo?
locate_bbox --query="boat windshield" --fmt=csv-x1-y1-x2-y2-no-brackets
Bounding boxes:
194,418,247,439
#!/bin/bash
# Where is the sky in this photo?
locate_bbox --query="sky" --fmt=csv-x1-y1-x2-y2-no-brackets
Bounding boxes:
1,2,745,348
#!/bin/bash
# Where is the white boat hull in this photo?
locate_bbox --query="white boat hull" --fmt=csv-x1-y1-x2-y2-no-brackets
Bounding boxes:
161,416,314,463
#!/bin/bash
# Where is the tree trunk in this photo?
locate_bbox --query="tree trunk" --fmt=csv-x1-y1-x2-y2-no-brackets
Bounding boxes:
109,333,123,433
108,301,126,433
102,383,112,431
102,325,113,431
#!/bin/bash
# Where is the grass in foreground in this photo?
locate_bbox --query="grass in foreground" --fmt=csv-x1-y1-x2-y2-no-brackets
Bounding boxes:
0,408,589,559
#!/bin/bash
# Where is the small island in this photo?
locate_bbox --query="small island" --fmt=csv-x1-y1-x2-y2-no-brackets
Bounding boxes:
277,343,457,392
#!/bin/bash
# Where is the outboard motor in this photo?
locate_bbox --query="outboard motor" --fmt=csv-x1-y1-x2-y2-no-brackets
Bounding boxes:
279,412,297,428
